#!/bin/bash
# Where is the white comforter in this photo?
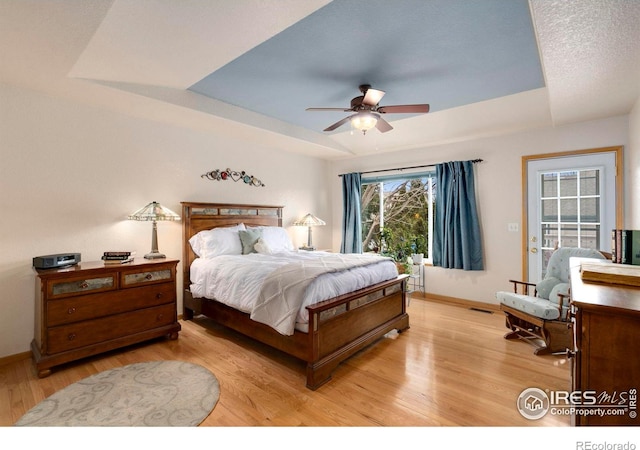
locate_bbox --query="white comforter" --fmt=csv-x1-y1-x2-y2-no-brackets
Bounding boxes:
190,251,398,334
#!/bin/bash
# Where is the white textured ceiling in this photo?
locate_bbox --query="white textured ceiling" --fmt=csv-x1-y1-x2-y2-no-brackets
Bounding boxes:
0,0,638,159
531,0,640,124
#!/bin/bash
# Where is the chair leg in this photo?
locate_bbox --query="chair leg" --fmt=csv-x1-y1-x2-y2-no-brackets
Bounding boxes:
533,345,552,356
504,329,522,340
539,321,573,355
502,311,570,355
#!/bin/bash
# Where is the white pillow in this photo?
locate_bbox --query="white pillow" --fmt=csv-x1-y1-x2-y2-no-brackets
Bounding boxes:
248,226,294,252
189,223,246,258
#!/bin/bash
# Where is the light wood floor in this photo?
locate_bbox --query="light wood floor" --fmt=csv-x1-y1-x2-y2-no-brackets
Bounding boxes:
0,297,571,427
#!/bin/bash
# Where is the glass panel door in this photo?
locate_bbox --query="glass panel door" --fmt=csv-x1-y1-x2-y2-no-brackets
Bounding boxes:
527,152,616,282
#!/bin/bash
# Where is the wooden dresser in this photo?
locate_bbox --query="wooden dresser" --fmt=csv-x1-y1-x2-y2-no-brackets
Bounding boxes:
569,259,640,426
32,259,181,377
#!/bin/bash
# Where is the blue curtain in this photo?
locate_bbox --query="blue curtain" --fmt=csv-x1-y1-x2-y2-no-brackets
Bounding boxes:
340,172,363,253
433,160,484,270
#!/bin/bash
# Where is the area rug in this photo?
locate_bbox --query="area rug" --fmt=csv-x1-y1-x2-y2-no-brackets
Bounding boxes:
15,360,219,427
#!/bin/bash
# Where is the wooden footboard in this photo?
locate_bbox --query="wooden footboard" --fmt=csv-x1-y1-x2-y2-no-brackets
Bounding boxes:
305,274,409,389
184,274,409,389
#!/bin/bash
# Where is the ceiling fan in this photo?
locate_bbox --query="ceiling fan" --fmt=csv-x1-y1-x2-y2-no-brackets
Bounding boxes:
306,84,430,134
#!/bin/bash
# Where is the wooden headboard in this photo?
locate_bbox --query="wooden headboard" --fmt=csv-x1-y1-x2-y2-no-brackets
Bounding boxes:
180,202,284,291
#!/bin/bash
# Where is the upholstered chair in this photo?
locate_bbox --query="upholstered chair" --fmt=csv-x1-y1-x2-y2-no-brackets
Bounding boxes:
496,247,608,355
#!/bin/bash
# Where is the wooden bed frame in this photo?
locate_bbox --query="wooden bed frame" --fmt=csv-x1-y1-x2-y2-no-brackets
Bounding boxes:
181,202,409,390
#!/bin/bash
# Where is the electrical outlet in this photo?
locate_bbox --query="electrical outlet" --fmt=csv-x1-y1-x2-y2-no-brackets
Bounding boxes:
508,223,519,232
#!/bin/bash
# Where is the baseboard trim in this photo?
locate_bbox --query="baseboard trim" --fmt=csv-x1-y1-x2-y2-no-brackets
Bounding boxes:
412,292,501,313
0,350,31,368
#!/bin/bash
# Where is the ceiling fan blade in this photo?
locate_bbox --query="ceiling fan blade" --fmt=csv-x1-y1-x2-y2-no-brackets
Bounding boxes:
306,107,351,112
323,114,357,132
362,88,385,106
375,117,394,133
377,104,430,114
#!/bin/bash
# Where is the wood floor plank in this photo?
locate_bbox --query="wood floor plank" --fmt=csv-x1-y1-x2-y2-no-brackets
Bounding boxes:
0,297,571,427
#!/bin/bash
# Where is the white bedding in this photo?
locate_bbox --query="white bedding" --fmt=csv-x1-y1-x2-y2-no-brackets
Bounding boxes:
190,250,398,333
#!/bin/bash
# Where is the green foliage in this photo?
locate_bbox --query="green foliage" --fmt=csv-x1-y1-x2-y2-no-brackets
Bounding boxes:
361,177,433,261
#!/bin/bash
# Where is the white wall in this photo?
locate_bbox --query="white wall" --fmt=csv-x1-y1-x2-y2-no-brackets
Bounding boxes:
628,96,640,228
330,115,632,306
0,83,332,358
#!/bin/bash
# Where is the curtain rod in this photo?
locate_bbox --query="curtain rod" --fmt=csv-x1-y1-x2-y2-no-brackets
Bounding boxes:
338,159,483,177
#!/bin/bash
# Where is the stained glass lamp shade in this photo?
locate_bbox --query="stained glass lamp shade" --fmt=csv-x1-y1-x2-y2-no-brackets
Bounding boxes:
128,201,180,259
293,213,326,250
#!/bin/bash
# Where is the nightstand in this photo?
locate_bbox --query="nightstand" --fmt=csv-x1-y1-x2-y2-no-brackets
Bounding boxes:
32,259,181,377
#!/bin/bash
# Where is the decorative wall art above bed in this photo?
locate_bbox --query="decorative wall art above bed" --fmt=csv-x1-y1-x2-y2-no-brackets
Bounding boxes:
201,168,265,187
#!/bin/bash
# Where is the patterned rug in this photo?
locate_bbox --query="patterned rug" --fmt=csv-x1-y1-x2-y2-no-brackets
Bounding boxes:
15,360,220,426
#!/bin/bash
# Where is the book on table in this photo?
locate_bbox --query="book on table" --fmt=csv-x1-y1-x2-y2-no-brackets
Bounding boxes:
611,230,640,265
102,251,135,264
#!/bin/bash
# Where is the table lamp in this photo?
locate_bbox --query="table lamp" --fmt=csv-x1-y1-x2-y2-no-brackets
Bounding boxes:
294,213,325,250
128,201,180,259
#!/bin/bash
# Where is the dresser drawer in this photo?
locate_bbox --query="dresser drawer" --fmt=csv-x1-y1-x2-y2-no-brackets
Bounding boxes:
46,273,117,299
46,303,176,354
121,266,174,288
46,282,176,326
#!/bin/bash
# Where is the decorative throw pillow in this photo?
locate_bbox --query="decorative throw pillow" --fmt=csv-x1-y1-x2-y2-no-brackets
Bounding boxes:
248,226,294,252
254,238,274,255
239,229,263,254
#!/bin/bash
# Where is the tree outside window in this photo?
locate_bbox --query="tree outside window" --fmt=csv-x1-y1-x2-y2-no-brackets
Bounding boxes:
361,175,435,264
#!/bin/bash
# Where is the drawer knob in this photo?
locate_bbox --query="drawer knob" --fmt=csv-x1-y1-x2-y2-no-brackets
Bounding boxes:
67,307,76,315
68,333,76,341
145,274,153,280
156,293,164,299
157,313,164,321
79,282,89,289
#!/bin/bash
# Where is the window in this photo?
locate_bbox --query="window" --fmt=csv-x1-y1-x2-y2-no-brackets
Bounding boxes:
361,173,435,263
539,168,602,274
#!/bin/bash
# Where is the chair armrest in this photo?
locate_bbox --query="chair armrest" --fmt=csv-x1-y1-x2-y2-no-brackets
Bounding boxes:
556,291,571,320
508,279,537,296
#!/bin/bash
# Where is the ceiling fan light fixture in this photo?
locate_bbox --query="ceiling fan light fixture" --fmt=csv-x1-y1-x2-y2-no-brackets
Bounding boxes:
351,112,379,134
307,85,428,134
